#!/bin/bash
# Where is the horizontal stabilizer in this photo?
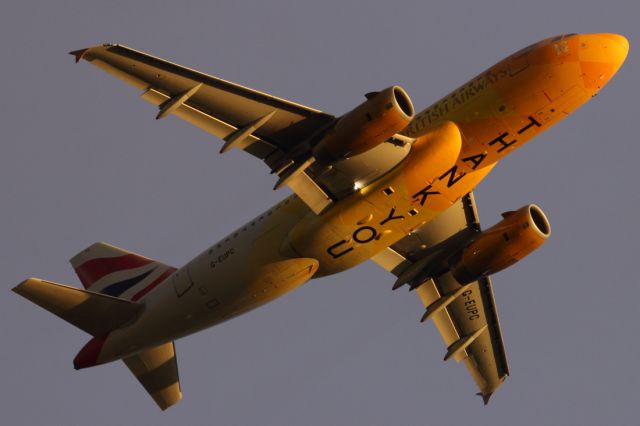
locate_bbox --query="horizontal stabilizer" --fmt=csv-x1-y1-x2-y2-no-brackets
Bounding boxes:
123,342,182,410
13,278,142,336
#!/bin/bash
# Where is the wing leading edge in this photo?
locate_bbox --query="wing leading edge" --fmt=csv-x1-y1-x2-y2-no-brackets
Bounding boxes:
372,193,509,403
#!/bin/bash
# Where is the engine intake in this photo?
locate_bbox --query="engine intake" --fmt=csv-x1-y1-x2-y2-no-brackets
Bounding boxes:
450,204,551,284
312,86,414,163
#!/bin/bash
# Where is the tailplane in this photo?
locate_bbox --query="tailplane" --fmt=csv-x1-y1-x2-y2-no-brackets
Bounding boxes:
12,278,142,336
124,342,182,410
14,242,183,410
14,279,183,410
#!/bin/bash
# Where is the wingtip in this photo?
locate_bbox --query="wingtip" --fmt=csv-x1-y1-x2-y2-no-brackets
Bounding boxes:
69,44,119,63
153,387,183,411
69,48,89,63
12,277,35,294
476,392,493,405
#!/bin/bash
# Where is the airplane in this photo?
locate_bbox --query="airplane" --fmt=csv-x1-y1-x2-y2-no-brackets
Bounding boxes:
13,33,628,410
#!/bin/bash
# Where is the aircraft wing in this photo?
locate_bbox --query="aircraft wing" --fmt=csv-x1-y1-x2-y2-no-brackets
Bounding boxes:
71,44,412,214
371,192,509,403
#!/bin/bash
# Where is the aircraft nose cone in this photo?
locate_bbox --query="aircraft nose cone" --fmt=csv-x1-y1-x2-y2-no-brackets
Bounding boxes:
579,33,629,89
597,33,629,66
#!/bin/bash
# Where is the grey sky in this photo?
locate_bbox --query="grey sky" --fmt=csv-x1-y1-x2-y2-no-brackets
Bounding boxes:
2,0,639,425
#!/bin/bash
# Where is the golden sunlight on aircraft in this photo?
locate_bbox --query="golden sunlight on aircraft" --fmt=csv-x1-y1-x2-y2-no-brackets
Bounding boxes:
13,33,628,409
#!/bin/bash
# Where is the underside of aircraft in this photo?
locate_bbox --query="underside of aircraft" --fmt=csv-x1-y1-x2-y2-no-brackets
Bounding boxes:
13,33,628,409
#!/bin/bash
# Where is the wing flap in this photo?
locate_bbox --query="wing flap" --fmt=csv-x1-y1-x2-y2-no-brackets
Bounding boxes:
140,87,276,158
415,278,465,361
89,57,149,89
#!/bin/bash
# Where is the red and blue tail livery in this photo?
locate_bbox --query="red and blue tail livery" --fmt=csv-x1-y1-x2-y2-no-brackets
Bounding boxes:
71,242,176,301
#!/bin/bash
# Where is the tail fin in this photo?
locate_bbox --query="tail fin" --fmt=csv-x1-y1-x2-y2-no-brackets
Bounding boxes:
70,242,176,301
124,342,182,410
14,279,183,410
12,278,141,336
15,244,183,410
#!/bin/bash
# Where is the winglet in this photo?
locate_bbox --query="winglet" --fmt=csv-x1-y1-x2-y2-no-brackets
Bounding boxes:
69,48,89,63
476,392,493,405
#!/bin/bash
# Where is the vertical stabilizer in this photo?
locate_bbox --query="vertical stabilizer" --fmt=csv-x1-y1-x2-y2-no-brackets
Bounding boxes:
70,242,176,301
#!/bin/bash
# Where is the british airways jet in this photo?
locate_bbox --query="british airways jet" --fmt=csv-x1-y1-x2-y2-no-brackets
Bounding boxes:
14,33,628,409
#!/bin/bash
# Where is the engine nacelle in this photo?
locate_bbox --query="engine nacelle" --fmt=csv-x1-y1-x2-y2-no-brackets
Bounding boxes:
450,204,551,284
312,86,414,162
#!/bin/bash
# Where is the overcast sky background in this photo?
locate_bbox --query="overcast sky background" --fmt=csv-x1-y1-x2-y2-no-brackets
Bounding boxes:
2,1,639,425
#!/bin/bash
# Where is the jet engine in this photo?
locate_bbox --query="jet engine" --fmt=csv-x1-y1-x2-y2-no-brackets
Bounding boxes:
312,86,414,162
449,204,551,284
